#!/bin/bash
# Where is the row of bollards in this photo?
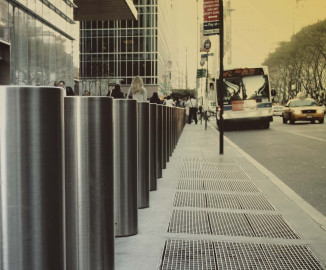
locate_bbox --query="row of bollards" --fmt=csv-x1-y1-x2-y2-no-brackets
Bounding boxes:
0,86,186,270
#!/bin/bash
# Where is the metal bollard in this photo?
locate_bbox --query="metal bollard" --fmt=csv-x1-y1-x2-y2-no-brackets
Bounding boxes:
149,103,157,190
162,105,168,167
156,104,163,178
113,99,138,237
65,97,114,270
138,102,150,208
0,86,64,270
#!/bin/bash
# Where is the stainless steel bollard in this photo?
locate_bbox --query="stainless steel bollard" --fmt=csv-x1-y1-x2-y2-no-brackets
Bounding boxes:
137,102,150,208
162,105,168,167
65,97,114,270
0,86,64,270
113,99,138,237
156,104,163,178
149,103,157,191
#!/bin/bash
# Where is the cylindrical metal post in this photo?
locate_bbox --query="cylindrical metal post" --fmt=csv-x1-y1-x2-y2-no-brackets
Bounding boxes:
149,103,157,190
65,97,114,270
162,105,168,167
156,104,163,178
138,102,150,208
113,99,138,237
0,86,64,270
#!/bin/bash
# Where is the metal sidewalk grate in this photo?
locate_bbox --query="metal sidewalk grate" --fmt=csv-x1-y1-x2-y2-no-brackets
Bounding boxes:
179,169,202,179
204,181,233,192
214,242,270,269
174,192,206,208
230,181,260,193
237,194,276,211
209,212,255,237
246,213,301,239
201,170,251,180
204,181,260,193
206,193,241,209
160,239,216,270
201,163,243,171
261,243,324,269
168,210,210,235
177,180,204,190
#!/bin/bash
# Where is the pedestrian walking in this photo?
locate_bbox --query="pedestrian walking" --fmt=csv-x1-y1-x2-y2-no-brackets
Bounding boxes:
185,95,197,124
127,76,147,102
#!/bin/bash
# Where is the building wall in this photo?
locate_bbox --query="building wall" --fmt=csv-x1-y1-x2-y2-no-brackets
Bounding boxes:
0,0,77,87
79,0,172,98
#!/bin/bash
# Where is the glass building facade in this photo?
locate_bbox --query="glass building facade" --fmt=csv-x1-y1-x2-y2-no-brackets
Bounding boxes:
0,0,77,87
79,0,172,96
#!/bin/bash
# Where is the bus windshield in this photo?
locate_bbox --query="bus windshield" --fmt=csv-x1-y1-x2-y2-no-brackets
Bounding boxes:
223,75,270,103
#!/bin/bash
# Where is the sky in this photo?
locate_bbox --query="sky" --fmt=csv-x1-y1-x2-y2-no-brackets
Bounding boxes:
171,0,326,90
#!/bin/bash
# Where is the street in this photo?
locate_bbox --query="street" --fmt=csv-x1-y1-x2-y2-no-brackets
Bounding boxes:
215,116,326,216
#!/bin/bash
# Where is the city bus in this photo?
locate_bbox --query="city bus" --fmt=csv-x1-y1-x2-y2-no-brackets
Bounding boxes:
216,66,275,129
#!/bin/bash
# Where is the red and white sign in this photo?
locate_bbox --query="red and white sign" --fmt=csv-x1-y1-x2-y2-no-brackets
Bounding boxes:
203,0,220,36
204,0,219,21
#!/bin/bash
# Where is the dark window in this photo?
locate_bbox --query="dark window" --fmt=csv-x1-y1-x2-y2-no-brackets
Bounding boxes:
109,62,114,76
109,38,114,52
91,38,97,52
103,21,108,28
121,21,126,28
146,61,151,76
92,21,97,28
109,21,114,28
139,37,145,52
103,39,108,52
121,62,126,76
98,21,103,28
103,63,108,77
97,37,103,53
133,62,139,75
126,78,132,84
85,38,91,53
140,61,145,76
127,62,132,76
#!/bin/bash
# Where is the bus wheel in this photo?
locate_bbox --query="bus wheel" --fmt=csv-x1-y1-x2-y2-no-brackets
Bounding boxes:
262,121,270,129
319,118,324,124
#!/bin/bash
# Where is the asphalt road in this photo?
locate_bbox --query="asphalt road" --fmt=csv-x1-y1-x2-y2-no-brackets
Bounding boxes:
219,116,326,216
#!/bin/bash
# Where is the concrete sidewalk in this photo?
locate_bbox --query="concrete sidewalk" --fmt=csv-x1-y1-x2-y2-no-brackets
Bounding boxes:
115,123,326,269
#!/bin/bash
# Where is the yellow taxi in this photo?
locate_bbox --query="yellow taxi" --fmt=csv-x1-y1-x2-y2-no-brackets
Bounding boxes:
282,97,324,124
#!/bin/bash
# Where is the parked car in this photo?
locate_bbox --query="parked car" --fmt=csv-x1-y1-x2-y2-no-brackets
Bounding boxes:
282,98,324,124
272,105,284,116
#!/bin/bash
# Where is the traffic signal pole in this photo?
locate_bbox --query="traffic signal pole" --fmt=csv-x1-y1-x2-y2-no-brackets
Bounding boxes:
218,0,224,154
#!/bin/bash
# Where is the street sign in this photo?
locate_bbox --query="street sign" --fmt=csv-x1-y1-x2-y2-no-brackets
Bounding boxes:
204,39,211,52
203,0,220,36
196,69,207,78
201,53,214,58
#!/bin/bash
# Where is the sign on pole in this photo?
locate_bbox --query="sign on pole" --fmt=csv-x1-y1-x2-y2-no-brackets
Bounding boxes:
203,0,220,36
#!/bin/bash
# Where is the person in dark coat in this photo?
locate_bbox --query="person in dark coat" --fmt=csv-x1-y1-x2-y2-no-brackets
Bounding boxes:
111,84,124,98
149,92,162,104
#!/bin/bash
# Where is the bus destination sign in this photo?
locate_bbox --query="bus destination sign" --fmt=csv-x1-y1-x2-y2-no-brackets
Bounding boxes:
223,68,264,78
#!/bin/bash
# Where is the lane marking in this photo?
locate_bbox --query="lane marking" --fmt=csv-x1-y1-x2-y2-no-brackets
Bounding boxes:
283,130,326,142
208,123,326,231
